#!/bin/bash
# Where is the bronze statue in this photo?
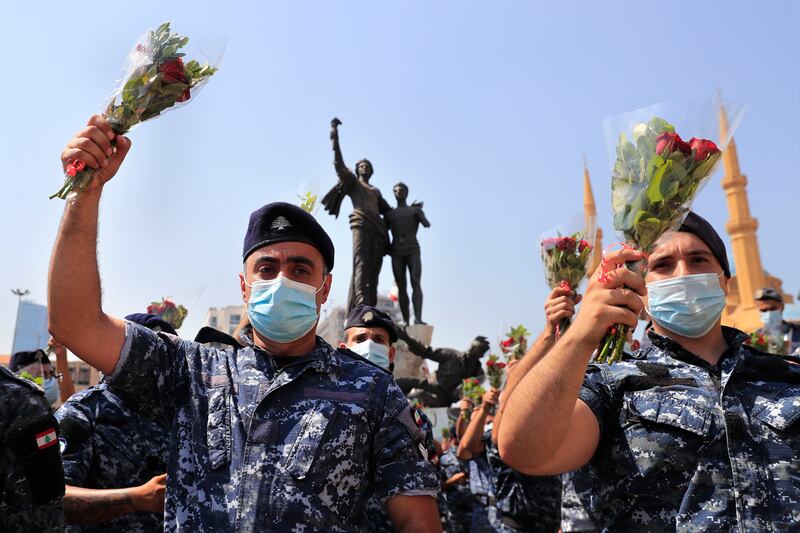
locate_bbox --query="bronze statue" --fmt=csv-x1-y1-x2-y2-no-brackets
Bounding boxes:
322,118,391,311
396,329,488,407
385,183,430,325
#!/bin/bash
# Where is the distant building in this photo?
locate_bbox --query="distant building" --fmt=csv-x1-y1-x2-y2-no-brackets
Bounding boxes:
12,301,49,354
67,360,102,394
203,305,246,336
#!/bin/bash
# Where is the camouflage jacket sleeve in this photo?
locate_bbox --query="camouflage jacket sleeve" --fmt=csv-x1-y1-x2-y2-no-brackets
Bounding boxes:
577,364,615,441
105,321,190,426
1,375,64,532
54,399,94,485
371,380,441,502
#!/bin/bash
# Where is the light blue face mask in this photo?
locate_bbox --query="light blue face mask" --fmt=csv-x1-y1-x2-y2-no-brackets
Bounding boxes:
647,272,726,339
350,339,391,370
760,310,783,330
245,275,322,344
43,377,60,405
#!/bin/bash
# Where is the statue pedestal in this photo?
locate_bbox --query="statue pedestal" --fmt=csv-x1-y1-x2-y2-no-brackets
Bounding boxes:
393,324,433,380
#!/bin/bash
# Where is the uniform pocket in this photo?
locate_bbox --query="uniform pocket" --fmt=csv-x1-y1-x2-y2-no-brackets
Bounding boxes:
619,390,714,478
623,390,714,437
207,386,231,470
284,401,336,480
752,387,800,433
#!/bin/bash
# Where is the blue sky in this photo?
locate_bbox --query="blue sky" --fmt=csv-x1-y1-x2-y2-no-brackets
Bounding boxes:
1,1,798,354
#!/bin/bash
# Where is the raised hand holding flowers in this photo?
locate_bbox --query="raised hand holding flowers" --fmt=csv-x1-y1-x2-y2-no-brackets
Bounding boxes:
500,325,530,360
596,98,744,363
51,22,222,200
485,354,507,389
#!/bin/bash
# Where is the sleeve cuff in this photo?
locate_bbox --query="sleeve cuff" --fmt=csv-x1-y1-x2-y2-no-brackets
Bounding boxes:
374,459,440,503
107,320,135,381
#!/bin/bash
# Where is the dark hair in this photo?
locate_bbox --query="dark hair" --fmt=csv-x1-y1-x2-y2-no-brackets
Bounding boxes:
394,182,408,191
355,159,374,179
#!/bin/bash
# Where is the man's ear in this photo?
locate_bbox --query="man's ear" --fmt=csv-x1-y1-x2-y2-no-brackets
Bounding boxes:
339,342,348,350
719,275,730,297
320,274,333,305
389,345,396,363
239,272,248,303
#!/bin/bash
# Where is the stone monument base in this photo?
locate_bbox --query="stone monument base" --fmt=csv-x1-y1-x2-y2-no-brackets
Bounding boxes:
393,323,433,381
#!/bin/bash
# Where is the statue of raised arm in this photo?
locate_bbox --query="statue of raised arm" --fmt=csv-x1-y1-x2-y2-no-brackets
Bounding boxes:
321,118,390,311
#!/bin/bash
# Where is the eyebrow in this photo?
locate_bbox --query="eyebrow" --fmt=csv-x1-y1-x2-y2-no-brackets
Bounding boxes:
650,249,714,261
252,255,317,269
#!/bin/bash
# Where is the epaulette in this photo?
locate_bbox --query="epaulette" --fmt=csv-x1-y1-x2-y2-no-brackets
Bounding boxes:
337,348,393,375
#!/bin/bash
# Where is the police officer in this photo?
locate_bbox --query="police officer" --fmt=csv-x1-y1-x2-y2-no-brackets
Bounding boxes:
1,364,65,532
754,287,800,355
499,212,800,529
9,349,63,407
438,427,472,533
56,313,172,532
340,304,440,532
456,388,499,532
49,115,441,532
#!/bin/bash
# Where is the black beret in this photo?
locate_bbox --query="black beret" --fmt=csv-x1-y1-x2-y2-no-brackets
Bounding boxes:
242,202,334,271
344,304,398,343
125,313,178,335
9,349,50,373
678,211,731,278
754,287,783,303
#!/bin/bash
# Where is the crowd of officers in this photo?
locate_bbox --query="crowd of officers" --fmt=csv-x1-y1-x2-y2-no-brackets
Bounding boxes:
3,116,800,532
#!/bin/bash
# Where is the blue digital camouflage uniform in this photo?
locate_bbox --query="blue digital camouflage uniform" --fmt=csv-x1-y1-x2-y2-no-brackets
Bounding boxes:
574,326,800,530
55,382,169,532
0,365,64,532
365,403,437,532
559,470,595,532
484,427,561,532
105,322,439,531
466,433,498,533
439,445,472,533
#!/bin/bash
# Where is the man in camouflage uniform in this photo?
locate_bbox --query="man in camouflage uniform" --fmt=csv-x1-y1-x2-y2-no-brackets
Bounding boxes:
338,304,440,531
754,287,800,355
55,313,172,532
438,431,472,533
49,115,441,532
499,212,800,530
0,365,64,532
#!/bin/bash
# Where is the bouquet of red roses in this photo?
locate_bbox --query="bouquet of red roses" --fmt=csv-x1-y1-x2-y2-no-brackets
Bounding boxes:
51,22,221,199
147,297,188,330
746,330,787,355
461,378,485,422
500,325,530,360
541,232,594,335
485,354,507,389
596,98,743,363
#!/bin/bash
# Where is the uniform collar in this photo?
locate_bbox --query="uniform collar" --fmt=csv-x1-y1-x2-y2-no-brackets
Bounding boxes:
645,326,748,371
238,324,340,374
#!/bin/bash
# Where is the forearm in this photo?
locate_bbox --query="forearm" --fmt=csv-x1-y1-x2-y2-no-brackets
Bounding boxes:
457,407,488,459
64,485,141,525
48,190,123,374
455,411,469,441
497,333,594,469
55,355,75,401
495,330,556,436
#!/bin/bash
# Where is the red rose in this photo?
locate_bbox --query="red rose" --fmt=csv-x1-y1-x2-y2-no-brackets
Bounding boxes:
687,137,720,162
557,237,576,252
501,338,514,348
496,362,506,369
487,360,494,367
578,240,591,253
73,160,86,172
655,132,691,156
65,165,77,177
158,58,191,102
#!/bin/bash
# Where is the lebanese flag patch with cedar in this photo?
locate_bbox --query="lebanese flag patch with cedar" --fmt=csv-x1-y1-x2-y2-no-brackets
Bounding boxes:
36,428,57,450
